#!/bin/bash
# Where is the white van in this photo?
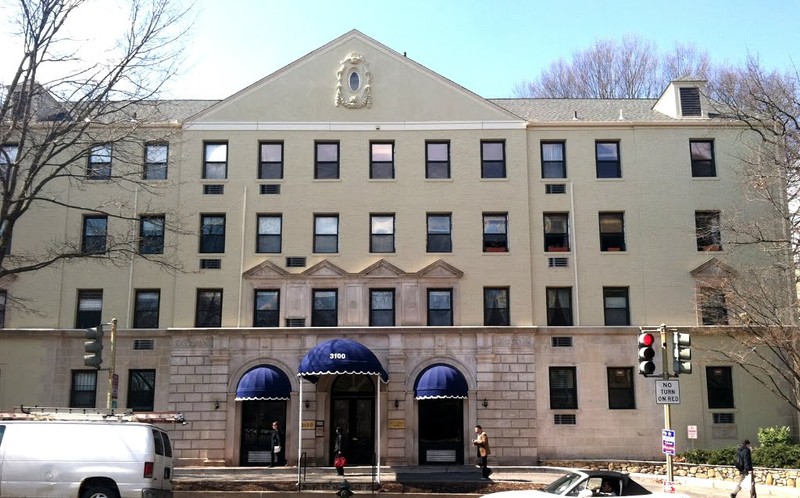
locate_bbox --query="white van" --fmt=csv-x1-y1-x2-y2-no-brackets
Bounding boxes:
0,420,173,498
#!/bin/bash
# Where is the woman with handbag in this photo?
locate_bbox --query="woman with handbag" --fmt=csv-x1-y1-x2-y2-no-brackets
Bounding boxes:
270,421,285,467
333,427,346,475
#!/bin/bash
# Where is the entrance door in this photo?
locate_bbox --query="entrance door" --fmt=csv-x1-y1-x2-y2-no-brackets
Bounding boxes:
418,399,464,464
330,375,374,465
240,400,285,466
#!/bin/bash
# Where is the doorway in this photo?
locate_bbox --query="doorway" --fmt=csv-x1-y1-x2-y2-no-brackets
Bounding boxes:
418,399,464,464
240,400,286,466
329,375,375,465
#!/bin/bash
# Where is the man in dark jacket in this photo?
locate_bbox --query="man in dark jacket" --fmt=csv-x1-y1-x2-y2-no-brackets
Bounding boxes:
731,439,756,498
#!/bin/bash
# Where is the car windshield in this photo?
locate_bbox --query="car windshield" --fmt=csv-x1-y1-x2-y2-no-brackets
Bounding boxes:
543,472,584,494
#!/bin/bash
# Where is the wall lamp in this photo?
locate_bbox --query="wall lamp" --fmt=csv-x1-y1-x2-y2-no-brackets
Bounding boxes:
213,400,220,410
482,398,488,408
394,399,400,409
304,399,310,409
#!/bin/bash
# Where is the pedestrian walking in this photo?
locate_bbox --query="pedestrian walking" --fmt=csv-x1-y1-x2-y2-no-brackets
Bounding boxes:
472,424,492,479
731,439,756,498
333,427,346,475
269,421,285,467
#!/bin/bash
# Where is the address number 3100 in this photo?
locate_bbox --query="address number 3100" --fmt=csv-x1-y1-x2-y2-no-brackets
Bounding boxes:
329,353,347,359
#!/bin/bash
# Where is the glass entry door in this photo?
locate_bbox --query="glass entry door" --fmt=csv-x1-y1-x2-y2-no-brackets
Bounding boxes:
330,375,375,465
240,400,285,466
418,399,464,464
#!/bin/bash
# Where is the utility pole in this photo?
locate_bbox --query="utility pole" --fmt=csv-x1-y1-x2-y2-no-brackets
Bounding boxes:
106,318,118,410
659,323,674,483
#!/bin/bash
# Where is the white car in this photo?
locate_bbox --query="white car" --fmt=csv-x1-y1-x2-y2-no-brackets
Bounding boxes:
480,470,690,498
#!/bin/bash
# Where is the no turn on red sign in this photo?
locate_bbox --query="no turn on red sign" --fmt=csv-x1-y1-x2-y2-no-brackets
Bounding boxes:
655,379,680,404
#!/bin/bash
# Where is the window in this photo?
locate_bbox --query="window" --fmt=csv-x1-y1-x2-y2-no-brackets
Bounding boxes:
427,289,453,326
76,290,103,328
203,142,227,179
695,211,721,251
257,215,282,253
144,143,168,180
427,214,452,252
82,215,107,254
370,214,395,253
544,213,569,252
127,369,155,411
700,287,728,325
312,289,337,327
546,287,572,326
680,87,702,116
603,287,630,326
0,290,5,328
315,141,339,179
139,215,165,255
481,140,506,178
549,366,577,409
370,289,395,326
370,142,394,179
314,215,339,253
484,287,509,326
426,141,450,179
690,140,715,177
541,141,566,178
70,370,97,408
0,144,18,180
133,290,160,328
483,213,508,252
599,212,626,251
254,290,280,327
259,141,283,179
706,366,734,408
195,289,222,327
595,141,621,178
87,144,112,179
199,215,225,253
607,367,635,409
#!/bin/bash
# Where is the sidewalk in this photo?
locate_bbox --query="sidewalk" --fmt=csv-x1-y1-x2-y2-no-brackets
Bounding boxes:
173,465,800,496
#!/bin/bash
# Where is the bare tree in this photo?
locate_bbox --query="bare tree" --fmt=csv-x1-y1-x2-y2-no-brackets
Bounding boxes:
0,0,193,281
514,36,710,98
703,57,800,412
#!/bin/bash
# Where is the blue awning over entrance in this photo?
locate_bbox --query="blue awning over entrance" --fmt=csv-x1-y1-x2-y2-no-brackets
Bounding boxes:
235,365,291,401
414,364,468,400
298,338,389,384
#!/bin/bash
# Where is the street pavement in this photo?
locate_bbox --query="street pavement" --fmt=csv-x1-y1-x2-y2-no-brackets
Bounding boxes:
173,465,800,497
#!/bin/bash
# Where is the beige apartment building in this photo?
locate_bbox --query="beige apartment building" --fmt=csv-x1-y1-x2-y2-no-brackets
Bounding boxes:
0,30,795,467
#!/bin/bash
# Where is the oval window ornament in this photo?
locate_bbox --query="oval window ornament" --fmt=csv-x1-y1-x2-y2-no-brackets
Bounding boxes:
349,71,360,91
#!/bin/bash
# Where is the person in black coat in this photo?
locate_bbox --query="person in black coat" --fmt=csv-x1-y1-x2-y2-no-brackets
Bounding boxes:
269,421,285,467
731,439,756,498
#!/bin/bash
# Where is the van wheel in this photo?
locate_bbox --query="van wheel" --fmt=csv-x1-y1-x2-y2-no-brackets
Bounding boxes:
80,484,119,498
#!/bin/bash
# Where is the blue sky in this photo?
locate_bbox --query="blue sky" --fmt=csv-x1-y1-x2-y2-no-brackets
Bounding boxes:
0,0,797,100
169,0,799,99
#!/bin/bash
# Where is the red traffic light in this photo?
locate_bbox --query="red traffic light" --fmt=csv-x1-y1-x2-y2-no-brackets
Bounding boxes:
638,333,655,347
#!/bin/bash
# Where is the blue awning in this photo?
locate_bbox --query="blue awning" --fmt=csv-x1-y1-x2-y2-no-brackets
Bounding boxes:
235,365,292,401
298,338,389,383
414,364,468,400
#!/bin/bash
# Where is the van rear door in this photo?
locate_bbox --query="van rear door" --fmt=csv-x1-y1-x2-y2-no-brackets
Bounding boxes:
0,425,6,495
150,428,173,491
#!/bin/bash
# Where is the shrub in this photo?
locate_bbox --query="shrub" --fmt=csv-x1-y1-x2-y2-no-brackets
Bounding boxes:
681,446,737,465
753,444,800,469
758,426,793,447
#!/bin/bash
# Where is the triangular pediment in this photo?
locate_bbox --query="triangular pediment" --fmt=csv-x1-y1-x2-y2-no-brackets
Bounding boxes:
186,30,523,126
242,260,290,279
302,260,348,278
690,258,736,279
360,259,407,278
417,259,464,278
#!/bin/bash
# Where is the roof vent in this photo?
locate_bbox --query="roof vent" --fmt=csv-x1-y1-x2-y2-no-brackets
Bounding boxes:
680,87,702,116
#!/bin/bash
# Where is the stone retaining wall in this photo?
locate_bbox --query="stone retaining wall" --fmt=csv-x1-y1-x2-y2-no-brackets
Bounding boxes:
542,460,800,489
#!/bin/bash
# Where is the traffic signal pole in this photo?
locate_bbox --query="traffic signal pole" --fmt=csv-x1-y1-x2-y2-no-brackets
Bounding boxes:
659,323,674,483
106,318,117,410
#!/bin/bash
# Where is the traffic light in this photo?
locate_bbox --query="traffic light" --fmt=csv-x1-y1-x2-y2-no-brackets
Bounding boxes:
673,331,692,375
84,324,104,369
637,332,656,375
